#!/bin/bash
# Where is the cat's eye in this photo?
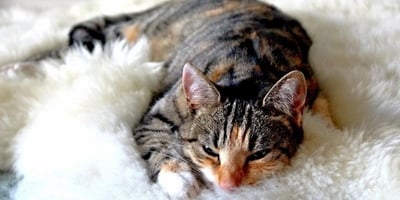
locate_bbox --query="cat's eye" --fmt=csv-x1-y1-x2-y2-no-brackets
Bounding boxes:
202,145,219,157
247,149,271,161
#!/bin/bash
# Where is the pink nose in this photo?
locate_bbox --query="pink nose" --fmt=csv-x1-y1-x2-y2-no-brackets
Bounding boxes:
219,180,239,191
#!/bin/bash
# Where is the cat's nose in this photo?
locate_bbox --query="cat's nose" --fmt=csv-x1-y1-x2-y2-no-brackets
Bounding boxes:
219,179,239,191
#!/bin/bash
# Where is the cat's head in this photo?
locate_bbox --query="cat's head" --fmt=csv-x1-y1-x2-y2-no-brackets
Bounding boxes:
180,63,307,191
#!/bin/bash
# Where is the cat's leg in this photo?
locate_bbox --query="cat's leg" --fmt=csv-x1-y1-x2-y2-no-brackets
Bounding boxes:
134,125,202,198
157,160,201,198
134,113,202,198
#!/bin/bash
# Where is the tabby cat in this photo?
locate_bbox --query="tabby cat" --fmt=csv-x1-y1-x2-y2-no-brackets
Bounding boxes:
68,0,318,198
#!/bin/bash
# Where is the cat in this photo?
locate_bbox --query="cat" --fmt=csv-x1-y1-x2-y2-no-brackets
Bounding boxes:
66,0,318,198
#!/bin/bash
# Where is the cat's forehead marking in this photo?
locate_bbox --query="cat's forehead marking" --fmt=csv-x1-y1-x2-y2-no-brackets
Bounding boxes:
224,102,254,151
230,124,239,142
227,124,250,150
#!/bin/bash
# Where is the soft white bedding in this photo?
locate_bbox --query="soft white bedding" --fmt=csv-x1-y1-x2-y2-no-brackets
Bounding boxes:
0,0,399,199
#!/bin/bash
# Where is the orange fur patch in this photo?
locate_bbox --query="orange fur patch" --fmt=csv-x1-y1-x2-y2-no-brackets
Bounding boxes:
292,55,303,66
244,161,285,184
209,62,233,82
231,125,239,141
122,24,142,43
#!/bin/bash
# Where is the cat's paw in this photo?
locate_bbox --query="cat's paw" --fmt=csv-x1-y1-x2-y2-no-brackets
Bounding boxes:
157,170,201,199
68,22,106,52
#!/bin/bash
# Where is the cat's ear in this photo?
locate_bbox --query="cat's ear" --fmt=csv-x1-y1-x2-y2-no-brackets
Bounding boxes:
182,63,221,110
262,70,307,126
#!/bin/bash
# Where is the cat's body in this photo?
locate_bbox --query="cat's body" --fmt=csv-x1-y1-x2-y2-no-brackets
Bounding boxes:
67,0,318,198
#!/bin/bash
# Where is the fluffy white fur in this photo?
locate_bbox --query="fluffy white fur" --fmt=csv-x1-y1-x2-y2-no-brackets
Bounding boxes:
1,0,400,199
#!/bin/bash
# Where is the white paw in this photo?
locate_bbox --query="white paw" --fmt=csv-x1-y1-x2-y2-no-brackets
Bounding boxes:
157,170,201,199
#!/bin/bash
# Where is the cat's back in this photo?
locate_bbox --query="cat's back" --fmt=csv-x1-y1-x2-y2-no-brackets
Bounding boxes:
143,0,317,105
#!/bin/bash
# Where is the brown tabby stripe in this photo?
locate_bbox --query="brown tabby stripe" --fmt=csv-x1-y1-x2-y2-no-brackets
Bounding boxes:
242,104,254,151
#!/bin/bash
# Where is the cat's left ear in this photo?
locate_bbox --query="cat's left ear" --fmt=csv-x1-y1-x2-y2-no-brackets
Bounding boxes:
263,70,307,126
182,63,221,110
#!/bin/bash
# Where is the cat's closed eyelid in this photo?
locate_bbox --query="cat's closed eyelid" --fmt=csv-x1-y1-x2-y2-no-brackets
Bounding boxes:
246,148,271,162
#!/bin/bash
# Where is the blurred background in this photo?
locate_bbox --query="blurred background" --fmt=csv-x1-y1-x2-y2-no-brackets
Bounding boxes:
0,0,84,10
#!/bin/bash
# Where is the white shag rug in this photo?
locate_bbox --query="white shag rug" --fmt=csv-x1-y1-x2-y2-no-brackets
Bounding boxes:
1,0,400,199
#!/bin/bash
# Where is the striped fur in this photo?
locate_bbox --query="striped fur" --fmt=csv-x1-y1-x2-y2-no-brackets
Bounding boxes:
68,0,318,196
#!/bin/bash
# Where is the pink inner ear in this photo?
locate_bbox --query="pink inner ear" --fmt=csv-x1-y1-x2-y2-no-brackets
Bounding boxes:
263,71,307,126
184,77,207,109
291,77,306,109
182,63,220,110
292,80,306,125
182,65,198,109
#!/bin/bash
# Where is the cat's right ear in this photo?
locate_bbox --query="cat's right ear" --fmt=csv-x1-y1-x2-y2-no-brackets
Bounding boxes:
262,70,307,126
182,63,221,110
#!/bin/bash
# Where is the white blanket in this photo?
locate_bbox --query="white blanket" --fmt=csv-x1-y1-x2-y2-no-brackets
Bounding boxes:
0,0,399,199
